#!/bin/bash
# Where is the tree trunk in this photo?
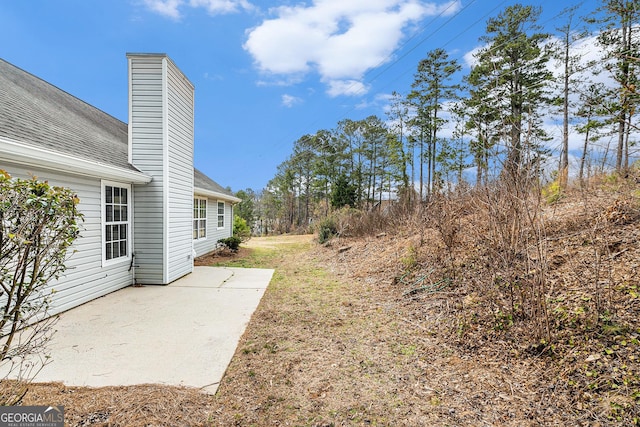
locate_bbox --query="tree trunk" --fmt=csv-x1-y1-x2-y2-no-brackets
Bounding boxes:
579,125,590,186
560,34,570,189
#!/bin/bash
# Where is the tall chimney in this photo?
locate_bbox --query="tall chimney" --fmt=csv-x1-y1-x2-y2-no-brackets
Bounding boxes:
127,53,195,285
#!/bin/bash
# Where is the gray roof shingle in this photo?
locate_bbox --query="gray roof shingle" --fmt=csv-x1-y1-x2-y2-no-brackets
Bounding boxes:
0,58,231,197
194,168,236,198
0,58,136,172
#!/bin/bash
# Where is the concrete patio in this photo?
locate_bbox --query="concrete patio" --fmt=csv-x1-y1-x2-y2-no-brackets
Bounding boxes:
31,266,273,394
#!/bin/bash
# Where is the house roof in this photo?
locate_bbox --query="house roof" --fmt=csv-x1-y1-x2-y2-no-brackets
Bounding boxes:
194,168,240,202
0,58,136,172
0,57,234,198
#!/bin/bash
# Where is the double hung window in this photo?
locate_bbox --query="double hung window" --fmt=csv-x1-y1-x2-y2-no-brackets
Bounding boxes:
217,201,225,228
194,198,207,239
104,183,130,263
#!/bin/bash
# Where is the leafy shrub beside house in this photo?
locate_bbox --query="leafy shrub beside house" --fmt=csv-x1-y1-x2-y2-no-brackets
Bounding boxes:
217,236,241,252
0,171,82,405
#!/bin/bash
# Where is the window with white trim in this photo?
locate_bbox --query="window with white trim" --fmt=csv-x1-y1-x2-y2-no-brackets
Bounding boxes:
103,183,130,263
217,201,225,228
193,198,207,239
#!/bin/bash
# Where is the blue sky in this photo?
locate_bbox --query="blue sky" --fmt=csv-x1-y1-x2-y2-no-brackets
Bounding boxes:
0,0,605,191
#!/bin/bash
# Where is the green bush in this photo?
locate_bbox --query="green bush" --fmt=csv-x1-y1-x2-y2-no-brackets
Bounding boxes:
233,214,251,242
317,217,338,244
218,236,241,252
542,180,562,204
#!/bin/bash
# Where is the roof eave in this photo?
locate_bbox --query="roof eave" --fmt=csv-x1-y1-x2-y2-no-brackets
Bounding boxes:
194,187,241,203
0,136,152,185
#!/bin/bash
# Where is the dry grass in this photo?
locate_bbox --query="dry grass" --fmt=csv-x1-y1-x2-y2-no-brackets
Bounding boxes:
3,183,639,426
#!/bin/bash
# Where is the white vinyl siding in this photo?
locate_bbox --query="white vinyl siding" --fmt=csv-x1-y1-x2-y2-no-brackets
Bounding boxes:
193,196,235,257
193,198,207,239
217,201,225,228
1,164,133,315
129,55,165,284
129,54,194,284
165,58,194,283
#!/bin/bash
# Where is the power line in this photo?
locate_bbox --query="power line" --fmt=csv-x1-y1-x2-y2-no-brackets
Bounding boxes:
260,0,631,181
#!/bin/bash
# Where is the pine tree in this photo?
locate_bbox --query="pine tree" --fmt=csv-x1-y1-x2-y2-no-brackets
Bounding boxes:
408,48,460,199
469,4,553,183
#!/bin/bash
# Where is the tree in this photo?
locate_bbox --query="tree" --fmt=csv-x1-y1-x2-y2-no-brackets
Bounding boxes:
444,102,471,186
233,214,251,242
361,115,388,207
0,172,82,405
235,188,256,225
575,83,610,184
408,48,460,199
311,129,345,217
335,119,368,208
594,0,639,174
553,4,591,189
330,173,357,209
256,187,281,235
385,91,411,202
470,4,553,182
290,135,317,227
463,74,500,186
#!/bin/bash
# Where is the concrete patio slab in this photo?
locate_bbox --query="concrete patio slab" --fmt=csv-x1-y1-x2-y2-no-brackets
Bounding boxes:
31,266,273,394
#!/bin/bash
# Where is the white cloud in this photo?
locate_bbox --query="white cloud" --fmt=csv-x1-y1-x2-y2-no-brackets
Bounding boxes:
281,94,303,107
189,0,254,14
327,79,370,97
244,0,462,96
143,0,252,19
462,45,482,68
203,71,224,81
143,0,182,19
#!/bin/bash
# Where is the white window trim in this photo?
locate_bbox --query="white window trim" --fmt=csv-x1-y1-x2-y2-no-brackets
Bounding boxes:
217,200,225,230
193,197,207,241
101,180,132,267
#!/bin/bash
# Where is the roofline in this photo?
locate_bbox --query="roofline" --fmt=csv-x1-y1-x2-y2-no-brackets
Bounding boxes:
0,136,153,184
126,52,168,58
126,53,195,91
194,187,241,203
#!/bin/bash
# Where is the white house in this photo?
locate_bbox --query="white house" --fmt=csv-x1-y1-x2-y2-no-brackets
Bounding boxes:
0,53,241,314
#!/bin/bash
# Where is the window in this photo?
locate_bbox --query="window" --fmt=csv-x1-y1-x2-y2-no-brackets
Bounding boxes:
193,198,207,239
217,201,225,228
103,183,130,263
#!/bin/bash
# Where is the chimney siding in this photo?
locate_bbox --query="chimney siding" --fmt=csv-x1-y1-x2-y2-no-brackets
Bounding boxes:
128,53,195,284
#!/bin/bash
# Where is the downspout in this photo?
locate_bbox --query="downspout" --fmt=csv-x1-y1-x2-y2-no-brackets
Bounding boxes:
128,252,137,285
129,183,138,286
230,203,234,238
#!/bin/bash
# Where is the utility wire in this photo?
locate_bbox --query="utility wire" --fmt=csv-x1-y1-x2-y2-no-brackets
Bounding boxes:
261,0,631,177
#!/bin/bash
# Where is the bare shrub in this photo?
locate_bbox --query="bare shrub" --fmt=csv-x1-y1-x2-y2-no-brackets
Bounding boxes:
426,191,466,276
464,177,552,346
321,201,420,241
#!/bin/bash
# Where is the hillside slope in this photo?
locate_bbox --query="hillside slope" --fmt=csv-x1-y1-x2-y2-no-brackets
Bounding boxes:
316,181,640,425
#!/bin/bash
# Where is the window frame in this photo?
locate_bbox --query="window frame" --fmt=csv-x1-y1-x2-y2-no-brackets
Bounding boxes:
217,201,225,229
101,181,132,267
193,197,207,240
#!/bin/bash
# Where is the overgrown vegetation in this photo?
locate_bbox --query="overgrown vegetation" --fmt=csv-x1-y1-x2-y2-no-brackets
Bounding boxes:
319,171,640,425
0,171,82,405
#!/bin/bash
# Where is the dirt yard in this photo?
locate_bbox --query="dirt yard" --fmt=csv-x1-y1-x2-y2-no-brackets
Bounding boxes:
4,210,639,426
